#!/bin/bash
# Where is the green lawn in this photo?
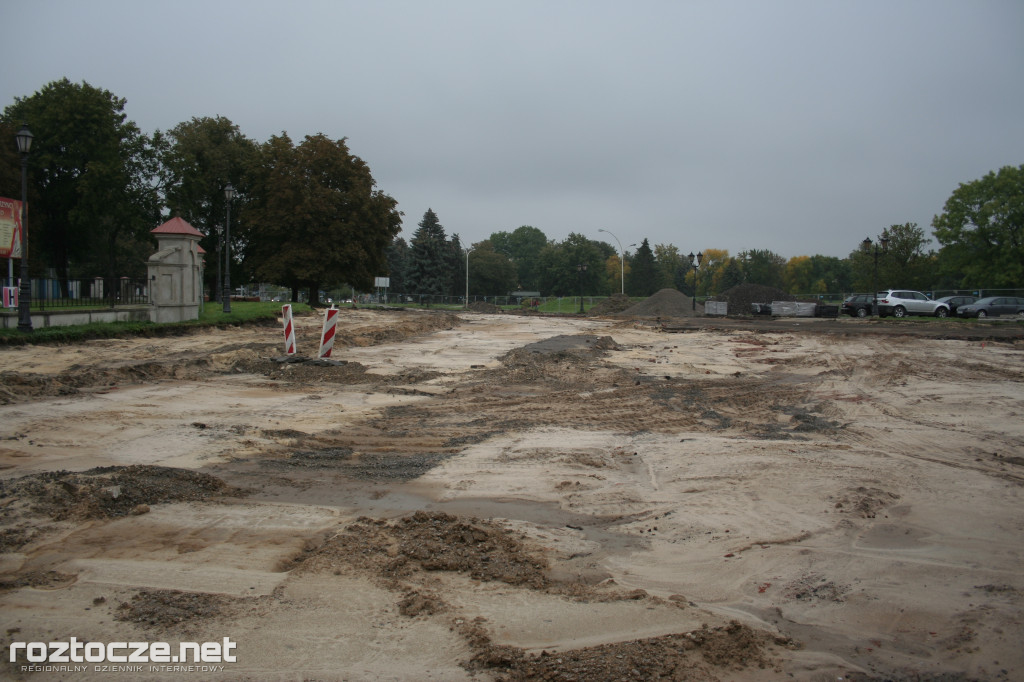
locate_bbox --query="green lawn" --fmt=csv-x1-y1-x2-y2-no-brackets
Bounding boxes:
0,301,311,345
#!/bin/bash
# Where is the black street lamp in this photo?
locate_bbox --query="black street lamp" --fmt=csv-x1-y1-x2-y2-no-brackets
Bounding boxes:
687,251,703,312
15,124,33,332
215,223,222,307
222,184,236,313
861,231,889,316
576,263,588,314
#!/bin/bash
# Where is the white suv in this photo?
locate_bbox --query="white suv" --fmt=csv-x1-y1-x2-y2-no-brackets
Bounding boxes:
876,290,950,318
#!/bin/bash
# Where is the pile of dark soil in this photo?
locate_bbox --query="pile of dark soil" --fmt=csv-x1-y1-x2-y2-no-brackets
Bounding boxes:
718,284,794,315
0,465,244,522
588,293,633,316
467,620,782,680
496,336,626,386
262,448,455,482
115,589,252,629
616,288,702,318
297,511,550,588
467,301,502,313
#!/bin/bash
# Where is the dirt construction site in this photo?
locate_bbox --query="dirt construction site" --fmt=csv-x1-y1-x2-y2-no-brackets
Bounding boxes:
1,300,1023,681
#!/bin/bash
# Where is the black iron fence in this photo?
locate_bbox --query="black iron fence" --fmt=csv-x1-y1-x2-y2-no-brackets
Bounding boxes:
2,277,150,310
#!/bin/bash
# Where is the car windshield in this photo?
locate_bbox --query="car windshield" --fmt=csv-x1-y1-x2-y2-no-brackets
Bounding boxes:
973,297,999,305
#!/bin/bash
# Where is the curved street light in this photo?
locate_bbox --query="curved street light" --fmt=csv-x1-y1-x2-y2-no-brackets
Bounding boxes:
597,228,634,295
16,124,33,332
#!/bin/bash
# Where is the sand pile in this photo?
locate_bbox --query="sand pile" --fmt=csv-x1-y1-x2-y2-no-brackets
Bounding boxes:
615,288,702,318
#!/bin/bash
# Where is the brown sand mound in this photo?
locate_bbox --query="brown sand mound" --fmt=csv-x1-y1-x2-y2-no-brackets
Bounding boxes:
588,293,633,316
468,300,502,313
616,288,702,318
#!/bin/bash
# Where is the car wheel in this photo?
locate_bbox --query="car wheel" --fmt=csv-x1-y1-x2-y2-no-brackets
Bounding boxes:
856,307,868,318
977,310,987,318
894,306,907,318
935,307,948,318
1016,310,1024,318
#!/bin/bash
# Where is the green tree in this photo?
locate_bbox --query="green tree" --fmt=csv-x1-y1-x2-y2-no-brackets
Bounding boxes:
242,133,401,303
850,223,934,292
626,238,659,296
737,249,786,289
406,209,451,296
719,258,745,291
385,236,409,293
536,233,606,296
160,116,257,295
2,78,161,290
468,241,516,295
933,165,1024,287
653,244,686,292
489,225,548,290
692,248,728,297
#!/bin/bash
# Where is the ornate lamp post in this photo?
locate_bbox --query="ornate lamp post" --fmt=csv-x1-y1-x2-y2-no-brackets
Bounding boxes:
597,229,634,296
15,124,33,332
222,184,236,313
861,230,889,316
687,251,703,312
576,263,588,314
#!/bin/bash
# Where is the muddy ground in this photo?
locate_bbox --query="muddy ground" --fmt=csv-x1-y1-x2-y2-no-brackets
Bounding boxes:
1,309,1022,681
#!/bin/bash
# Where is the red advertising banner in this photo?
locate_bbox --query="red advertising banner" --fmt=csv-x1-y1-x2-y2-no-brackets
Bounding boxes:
0,197,24,259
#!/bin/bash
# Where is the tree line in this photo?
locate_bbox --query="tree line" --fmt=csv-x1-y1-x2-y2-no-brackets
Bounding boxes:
2,79,1021,304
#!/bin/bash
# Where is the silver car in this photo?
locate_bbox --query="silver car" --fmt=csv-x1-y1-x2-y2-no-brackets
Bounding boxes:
876,290,950,318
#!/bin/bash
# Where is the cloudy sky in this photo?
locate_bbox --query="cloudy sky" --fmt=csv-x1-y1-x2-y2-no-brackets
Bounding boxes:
2,0,1022,259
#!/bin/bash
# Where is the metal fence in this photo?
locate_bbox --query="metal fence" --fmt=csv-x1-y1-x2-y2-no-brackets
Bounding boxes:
2,277,151,309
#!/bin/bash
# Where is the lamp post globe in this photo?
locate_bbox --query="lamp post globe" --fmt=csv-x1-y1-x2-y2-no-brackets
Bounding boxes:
16,124,33,332
222,184,236,313
688,251,703,312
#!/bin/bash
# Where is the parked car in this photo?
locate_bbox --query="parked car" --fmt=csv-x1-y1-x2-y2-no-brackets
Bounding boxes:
842,294,875,318
876,290,950,318
956,296,1024,318
935,295,977,316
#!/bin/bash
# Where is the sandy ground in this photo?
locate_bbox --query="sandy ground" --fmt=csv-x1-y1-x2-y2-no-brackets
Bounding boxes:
1,308,1022,681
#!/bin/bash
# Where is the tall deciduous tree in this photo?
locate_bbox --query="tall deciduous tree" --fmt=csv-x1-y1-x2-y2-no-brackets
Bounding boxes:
467,241,516,295
242,133,401,303
737,249,786,289
160,116,257,295
536,233,606,296
2,78,161,289
490,225,548,290
933,165,1024,287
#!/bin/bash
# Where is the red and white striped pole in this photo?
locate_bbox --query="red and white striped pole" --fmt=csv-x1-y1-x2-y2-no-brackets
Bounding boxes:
281,304,296,355
318,306,339,358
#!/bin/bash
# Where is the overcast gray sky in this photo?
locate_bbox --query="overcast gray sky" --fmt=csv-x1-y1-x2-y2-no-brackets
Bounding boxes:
2,0,1022,259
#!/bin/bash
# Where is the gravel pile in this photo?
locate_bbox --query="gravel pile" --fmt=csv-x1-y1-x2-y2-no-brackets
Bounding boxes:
718,284,793,314
616,288,702,318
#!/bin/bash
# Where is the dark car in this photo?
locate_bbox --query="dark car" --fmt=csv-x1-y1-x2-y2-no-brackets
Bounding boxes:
842,294,875,318
956,296,1024,318
935,295,977,316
